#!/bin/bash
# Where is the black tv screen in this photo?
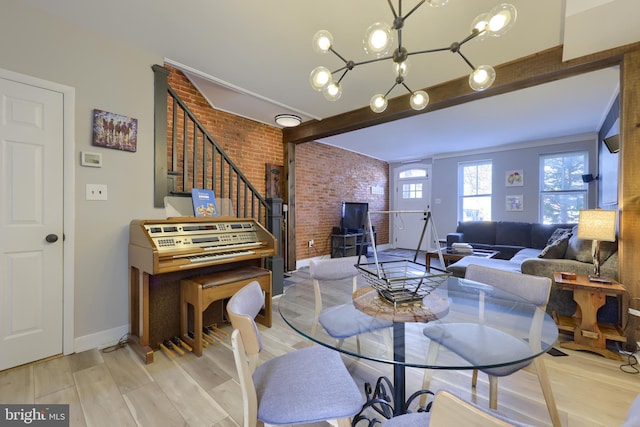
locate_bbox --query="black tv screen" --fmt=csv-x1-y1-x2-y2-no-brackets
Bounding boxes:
341,202,368,233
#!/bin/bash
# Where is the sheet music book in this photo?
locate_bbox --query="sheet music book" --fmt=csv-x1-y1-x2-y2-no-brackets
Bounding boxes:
191,188,218,217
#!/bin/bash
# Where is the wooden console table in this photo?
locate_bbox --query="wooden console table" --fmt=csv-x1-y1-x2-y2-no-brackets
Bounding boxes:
553,272,628,360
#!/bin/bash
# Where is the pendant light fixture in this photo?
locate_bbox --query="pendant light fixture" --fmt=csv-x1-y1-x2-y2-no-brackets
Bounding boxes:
310,1,517,113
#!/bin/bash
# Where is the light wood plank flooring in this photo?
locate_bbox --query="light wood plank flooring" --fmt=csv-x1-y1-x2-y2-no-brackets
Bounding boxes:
1,263,639,427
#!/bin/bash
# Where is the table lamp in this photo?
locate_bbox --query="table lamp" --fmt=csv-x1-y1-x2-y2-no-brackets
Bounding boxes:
577,209,617,282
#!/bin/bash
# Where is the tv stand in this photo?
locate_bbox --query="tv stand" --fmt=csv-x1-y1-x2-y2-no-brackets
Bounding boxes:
331,232,376,258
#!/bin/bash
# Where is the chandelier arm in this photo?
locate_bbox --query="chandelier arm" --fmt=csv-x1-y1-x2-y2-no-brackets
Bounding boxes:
335,69,350,84
456,50,476,71
407,46,451,56
352,55,395,68
386,0,399,20
458,30,483,47
402,0,426,22
384,82,399,98
329,47,352,66
400,81,414,94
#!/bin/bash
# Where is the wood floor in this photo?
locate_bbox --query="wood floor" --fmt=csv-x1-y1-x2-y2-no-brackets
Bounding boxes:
1,263,639,427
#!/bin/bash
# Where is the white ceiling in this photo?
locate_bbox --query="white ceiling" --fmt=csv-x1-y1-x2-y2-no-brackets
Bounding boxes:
20,0,637,162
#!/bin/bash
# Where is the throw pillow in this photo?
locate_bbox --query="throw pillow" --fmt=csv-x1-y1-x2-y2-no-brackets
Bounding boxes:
565,225,593,262
546,228,573,246
599,239,618,263
538,234,570,259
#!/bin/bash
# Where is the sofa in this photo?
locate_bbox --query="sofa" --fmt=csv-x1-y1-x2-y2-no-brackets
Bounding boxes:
445,221,619,322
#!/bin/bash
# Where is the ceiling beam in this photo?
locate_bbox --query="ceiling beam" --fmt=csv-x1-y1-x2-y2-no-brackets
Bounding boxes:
284,42,640,145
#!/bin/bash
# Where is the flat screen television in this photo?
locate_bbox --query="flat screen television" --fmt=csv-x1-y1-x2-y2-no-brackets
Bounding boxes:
341,202,368,233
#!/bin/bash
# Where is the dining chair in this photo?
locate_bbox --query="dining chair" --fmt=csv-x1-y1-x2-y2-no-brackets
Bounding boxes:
227,281,363,427
310,256,392,354
385,389,534,427
421,265,562,427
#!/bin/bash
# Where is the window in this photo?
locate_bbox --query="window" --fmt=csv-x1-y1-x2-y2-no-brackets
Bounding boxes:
539,151,588,224
399,169,427,178
402,183,422,199
458,161,492,221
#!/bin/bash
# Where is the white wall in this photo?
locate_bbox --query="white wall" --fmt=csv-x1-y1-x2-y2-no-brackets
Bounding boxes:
431,133,599,237
1,2,164,349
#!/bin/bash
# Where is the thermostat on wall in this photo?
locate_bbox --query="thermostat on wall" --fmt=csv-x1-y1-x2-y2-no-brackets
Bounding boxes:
81,151,102,167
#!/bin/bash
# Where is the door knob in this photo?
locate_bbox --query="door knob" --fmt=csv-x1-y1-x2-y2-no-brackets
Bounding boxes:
45,234,59,243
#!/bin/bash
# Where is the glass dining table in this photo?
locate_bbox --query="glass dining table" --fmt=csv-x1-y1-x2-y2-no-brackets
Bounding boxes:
278,272,559,420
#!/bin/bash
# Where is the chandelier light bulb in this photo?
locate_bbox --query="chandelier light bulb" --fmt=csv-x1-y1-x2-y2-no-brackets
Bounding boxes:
471,13,490,41
370,94,388,113
469,65,496,91
310,66,331,91
363,22,394,57
393,61,409,78
410,90,429,110
487,3,517,37
427,0,449,6
323,82,342,101
312,30,333,53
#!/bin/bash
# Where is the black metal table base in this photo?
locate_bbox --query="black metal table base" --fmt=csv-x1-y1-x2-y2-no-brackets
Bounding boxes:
352,376,434,426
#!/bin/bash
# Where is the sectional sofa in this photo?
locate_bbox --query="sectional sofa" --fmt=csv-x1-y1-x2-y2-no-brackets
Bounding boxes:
445,220,619,321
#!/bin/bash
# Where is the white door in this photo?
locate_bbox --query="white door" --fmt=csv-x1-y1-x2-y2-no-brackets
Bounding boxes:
0,77,64,371
393,167,433,251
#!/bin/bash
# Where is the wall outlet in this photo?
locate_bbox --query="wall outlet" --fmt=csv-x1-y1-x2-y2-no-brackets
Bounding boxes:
308,240,314,248
86,184,108,201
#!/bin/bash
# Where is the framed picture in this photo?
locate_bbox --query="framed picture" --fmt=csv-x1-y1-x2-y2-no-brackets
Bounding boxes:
506,170,523,187
506,195,523,211
92,109,138,152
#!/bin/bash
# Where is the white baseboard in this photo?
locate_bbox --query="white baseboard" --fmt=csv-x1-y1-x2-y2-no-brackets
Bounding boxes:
73,324,130,354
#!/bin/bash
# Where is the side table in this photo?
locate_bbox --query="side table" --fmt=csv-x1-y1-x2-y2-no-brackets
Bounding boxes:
553,272,628,360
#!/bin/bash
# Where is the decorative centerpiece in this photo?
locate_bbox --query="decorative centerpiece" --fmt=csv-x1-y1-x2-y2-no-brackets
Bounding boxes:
355,210,451,304
356,259,450,304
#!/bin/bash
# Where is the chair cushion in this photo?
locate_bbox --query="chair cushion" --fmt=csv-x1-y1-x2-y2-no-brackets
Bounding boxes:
384,412,431,427
319,303,392,339
253,345,362,424
423,323,532,377
621,395,640,427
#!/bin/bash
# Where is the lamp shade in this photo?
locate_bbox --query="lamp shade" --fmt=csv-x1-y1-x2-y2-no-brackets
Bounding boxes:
577,210,617,242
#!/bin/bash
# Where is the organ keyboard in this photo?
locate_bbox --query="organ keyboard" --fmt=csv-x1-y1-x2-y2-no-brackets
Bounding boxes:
128,216,276,363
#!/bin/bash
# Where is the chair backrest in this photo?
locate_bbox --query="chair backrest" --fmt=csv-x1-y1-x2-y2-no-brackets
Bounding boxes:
430,390,533,426
309,255,365,283
226,281,265,357
310,256,364,333
464,264,552,309
231,329,259,427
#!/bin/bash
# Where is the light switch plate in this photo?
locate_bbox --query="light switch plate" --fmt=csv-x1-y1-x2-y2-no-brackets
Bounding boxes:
86,184,108,201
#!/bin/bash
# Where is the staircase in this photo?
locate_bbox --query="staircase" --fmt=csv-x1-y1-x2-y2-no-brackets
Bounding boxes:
151,64,284,294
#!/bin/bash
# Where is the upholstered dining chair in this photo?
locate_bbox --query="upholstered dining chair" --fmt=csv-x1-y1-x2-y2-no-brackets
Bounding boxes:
421,265,561,427
385,389,535,427
310,256,392,354
227,281,363,427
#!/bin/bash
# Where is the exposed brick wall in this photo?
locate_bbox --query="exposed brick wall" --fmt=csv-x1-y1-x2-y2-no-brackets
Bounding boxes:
166,65,283,199
164,65,389,261
296,142,389,258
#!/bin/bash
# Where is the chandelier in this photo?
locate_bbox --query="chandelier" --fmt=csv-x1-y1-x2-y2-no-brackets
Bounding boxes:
310,1,517,113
